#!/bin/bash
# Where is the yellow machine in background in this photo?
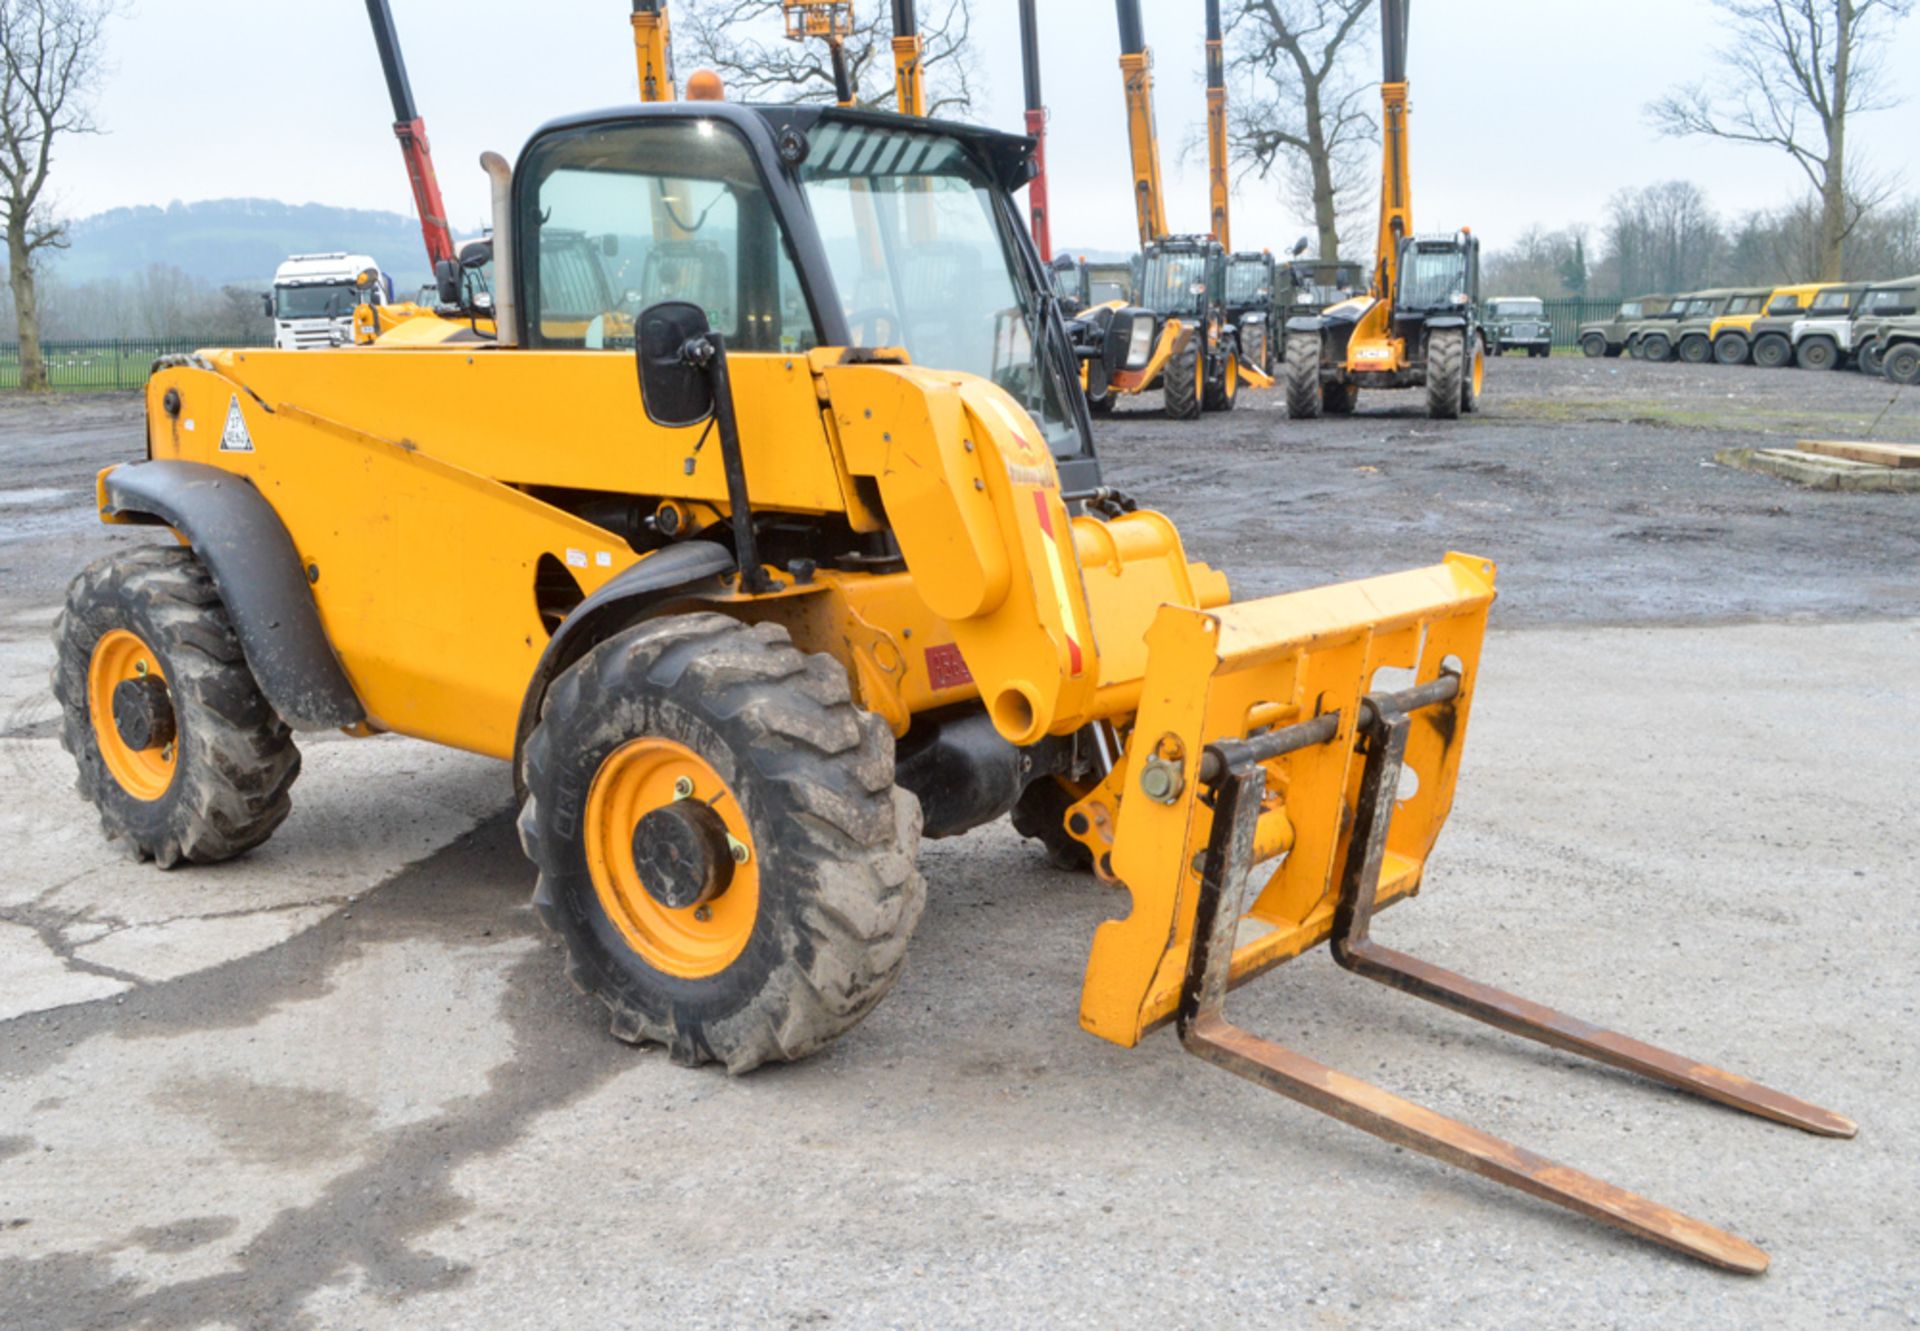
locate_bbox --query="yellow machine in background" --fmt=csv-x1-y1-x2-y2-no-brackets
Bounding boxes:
1282,0,1485,420
59,61,1852,1277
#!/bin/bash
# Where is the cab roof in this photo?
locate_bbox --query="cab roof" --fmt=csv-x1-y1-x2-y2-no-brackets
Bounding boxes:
527,101,1038,194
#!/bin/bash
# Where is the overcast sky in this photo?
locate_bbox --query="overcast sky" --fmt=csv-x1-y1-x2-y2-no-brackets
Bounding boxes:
55,0,1920,259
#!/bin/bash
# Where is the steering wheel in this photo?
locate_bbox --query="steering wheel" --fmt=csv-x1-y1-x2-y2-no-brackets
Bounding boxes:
845,307,901,347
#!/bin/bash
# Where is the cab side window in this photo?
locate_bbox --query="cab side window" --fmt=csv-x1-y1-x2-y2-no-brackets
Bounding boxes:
518,119,815,353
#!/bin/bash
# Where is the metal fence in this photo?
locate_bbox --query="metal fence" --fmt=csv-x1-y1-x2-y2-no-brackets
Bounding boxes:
1537,299,1628,347
0,339,233,391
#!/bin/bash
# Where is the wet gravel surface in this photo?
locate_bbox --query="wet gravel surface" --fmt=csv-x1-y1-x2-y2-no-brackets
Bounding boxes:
1093,353,1920,626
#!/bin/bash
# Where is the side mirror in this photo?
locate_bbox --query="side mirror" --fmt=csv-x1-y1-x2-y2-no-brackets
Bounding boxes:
459,239,492,270
636,301,717,428
259,292,273,317
1291,235,1311,257
434,258,464,308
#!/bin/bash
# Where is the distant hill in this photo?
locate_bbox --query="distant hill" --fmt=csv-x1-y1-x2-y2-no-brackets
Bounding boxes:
48,198,463,293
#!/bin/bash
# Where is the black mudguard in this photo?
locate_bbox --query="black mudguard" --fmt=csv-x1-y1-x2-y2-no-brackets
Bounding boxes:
99,460,364,731
511,540,738,787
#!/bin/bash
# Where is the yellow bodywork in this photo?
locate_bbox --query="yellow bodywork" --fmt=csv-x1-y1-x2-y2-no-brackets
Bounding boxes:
128,327,1491,1054
1708,282,1827,342
632,4,676,102
892,34,926,117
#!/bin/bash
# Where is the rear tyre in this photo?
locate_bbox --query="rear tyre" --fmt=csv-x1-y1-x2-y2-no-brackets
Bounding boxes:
519,613,925,1071
1324,381,1358,415
1886,344,1920,386
1463,336,1486,414
1426,328,1465,420
1752,334,1791,369
1580,333,1607,358
1163,331,1203,421
1714,334,1750,366
1239,322,1269,379
1284,333,1324,419
1678,335,1710,364
1530,346,1549,359
1202,349,1239,412
1857,341,1884,376
1643,333,1673,362
1795,338,1839,372
52,544,299,868
1628,339,1646,360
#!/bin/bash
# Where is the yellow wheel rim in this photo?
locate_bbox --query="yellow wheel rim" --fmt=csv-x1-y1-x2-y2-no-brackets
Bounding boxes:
1472,344,1486,396
584,738,760,979
1225,354,1239,399
87,628,178,802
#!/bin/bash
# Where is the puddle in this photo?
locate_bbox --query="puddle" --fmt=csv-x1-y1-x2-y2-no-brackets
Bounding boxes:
0,488,72,506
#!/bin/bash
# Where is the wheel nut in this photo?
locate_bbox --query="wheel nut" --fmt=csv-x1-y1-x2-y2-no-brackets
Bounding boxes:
673,776,695,799
728,836,750,865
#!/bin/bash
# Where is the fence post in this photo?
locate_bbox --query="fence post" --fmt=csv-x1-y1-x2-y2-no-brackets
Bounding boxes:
115,338,124,391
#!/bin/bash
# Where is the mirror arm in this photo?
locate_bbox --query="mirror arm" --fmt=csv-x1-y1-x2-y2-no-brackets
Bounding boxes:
696,333,772,595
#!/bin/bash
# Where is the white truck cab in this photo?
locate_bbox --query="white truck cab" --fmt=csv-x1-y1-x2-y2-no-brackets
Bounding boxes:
266,253,391,350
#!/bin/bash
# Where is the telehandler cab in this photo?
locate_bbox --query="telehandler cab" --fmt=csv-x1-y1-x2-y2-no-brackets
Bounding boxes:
1283,0,1485,420
57,85,1849,1274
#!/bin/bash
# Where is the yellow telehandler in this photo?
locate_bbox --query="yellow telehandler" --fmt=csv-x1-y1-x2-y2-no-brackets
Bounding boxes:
1282,0,1486,419
55,82,1846,1273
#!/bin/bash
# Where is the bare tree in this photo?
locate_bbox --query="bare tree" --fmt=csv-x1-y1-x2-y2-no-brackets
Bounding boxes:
1647,0,1915,279
0,0,115,390
675,0,978,116
1600,181,1726,296
1223,0,1375,261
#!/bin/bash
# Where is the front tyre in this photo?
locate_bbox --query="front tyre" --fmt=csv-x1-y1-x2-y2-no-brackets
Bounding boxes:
519,613,925,1072
1426,328,1466,420
1581,333,1607,358
52,545,300,867
1202,346,1239,412
1886,344,1920,386
1715,334,1750,366
1163,330,1203,421
1284,333,1324,419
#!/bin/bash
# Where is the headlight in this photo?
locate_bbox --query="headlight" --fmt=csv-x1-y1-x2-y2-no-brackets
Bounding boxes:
1126,317,1155,370
1295,291,1314,305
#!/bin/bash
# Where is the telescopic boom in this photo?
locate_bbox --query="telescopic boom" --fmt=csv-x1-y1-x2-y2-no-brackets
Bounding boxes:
1205,0,1230,249
1018,0,1051,259
1114,0,1168,248
891,0,925,116
1373,0,1412,298
631,1,677,102
363,0,454,268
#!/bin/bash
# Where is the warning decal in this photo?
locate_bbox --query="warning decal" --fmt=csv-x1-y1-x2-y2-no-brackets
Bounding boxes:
219,395,254,453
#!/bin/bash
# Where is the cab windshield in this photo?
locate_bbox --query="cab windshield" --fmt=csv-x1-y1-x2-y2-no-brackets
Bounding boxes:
1141,250,1208,317
1225,260,1269,305
1489,299,1543,318
1725,295,1765,315
274,284,361,320
798,120,1082,456
1810,289,1856,313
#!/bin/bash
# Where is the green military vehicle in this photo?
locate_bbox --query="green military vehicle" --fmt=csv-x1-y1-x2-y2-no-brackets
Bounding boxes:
1626,291,1723,361
1876,316,1920,385
1579,294,1671,357
1846,278,1920,375
1485,296,1552,357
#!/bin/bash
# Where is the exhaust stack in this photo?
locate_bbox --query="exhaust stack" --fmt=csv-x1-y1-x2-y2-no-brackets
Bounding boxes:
481,152,518,347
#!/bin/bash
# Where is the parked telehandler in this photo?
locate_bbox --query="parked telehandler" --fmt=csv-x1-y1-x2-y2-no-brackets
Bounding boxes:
1283,0,1485,420
1065,0,1267,420
56,74,1850,1275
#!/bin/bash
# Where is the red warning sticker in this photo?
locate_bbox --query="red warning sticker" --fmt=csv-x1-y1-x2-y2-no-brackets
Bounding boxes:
924,642,973,691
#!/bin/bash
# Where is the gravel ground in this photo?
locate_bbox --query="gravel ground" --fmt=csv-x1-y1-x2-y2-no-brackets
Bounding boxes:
1,360,1916,1329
